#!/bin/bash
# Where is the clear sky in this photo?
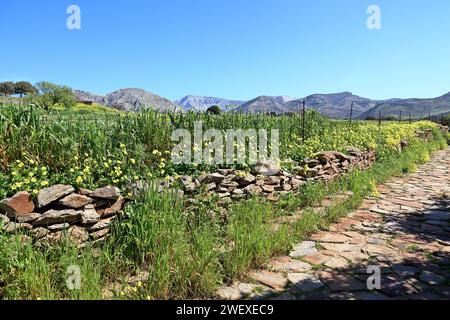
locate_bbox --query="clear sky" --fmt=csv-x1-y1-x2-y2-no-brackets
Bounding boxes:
1,0,450,101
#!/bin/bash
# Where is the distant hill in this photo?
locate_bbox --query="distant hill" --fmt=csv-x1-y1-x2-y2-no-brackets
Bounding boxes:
234,96,290,115
286,92,380,119
73,88,182,113
358,92,450,120
175,95,243,112
72,87,450,119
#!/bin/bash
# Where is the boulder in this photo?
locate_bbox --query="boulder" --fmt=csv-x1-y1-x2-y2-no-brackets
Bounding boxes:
47,223,70,232
38,185,75,208
33,209,81,227
59,194,92,209
0,191,35,217
31,227,50,239
90,186,121,200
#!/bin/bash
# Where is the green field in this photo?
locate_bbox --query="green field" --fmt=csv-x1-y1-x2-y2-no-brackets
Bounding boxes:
0,104,448,300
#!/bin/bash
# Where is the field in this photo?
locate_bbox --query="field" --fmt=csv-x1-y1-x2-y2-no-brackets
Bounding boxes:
0,104,448,300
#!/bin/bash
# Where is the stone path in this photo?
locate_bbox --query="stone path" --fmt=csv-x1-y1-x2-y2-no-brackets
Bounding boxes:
217,148,450,300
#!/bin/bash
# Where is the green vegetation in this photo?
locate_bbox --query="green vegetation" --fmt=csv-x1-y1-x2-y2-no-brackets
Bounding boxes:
0,104,447,300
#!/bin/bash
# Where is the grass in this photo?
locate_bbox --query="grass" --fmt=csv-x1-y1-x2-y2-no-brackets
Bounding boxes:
0,105,447,300
1,130,446,300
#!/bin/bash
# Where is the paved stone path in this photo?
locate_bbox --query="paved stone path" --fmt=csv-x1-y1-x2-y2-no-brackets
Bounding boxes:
218,148,450,300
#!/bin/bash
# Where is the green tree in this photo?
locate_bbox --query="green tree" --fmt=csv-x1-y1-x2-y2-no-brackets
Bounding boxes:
206,105,222,115
14,81,36,98
0,81,15,96
33,81,76,110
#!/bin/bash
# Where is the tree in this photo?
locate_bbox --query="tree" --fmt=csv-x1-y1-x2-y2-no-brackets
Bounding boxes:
206,105,222,115
33,81,76,110
14,81,36,98
0,81,15,96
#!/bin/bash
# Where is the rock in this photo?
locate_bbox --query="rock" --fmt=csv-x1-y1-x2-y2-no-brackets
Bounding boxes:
98,197,125,218
90,228,110,240
304,159,321,168
0,214,9,225
33,209,82,227
180,175,196,193
88,218,114,232
81,205,100,225
392,264,420,278
419,271,445,286
67,226,89,245
253,160,281,177
31,227,50,239
59,194,92,209
249,271,288,291
244,184,263,196
323,257,349,269
287,273,324,292
205,173,226,184
318,271,366,292
78,188,92,196
205,182,217,192
290,241,318,258
48,223,70,232
262,185,275,193
217,286,242,300
37,185,75,208
15,213,41,224
290,178,306,189
0,191,35,217
3,222,33,233
238,174,256,186
90,186,121,200
269,257,312,273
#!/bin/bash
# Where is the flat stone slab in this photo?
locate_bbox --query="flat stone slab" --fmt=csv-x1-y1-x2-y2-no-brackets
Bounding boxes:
287,273,324,292
249,271,288,291
419,271,446,286
269,257,312,273
38,185,75,208
319,271,366,292
289,241,318,258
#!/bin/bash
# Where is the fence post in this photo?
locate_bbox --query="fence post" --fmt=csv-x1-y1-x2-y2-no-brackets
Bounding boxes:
349,102,354,127
378,109,382,127
399,110,402,123
302,100,306,142
409,112,411,124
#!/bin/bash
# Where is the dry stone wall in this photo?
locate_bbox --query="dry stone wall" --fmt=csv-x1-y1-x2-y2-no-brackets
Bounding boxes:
0,147,377,247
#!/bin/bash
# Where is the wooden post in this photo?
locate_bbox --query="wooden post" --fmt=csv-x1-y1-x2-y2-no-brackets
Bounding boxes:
302,100,306,142
349,101,354,127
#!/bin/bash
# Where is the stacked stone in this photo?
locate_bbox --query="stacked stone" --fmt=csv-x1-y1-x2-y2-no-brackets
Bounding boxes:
179,148,377,203
0,185,126,247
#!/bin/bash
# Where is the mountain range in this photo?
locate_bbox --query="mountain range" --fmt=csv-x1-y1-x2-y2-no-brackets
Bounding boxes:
74,88,450,119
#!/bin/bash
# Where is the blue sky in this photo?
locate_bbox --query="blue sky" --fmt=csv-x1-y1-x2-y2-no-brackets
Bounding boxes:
1,0,450,101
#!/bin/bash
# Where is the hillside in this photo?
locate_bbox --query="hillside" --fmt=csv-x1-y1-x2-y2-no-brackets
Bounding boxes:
175,95,243,112
358,92,450,119
234,96,290,114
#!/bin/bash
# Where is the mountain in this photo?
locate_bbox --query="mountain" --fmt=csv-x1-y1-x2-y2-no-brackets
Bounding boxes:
73,90,105,104
358,92,450,120
286,92,379,119
74,88,182,113
176,95,244,112
234,96,291,115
